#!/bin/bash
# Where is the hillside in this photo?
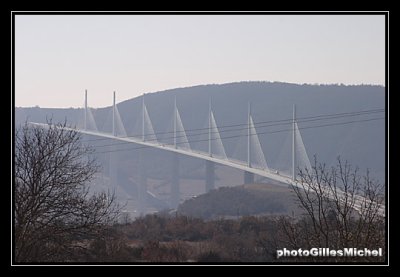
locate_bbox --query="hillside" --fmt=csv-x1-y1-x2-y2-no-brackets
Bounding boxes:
177,183,303,219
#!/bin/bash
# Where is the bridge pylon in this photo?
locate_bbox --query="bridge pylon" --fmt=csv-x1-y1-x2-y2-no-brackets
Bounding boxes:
292,104,312,181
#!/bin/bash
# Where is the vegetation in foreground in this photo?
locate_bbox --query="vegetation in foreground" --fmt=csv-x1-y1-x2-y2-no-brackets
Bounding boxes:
67,212,385,263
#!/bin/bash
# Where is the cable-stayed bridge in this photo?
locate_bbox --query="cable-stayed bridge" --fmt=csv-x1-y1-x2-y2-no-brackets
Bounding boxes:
29,90,385,216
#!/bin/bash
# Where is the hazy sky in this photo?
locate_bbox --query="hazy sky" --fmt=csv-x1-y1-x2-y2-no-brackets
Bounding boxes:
15,14,385,108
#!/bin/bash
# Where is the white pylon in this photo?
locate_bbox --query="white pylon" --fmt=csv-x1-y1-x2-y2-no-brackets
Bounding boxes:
112,91,116,136
174,96,177,149
247,102,251,167
142,94,145,142
140,93,157,143
82,89,98,132
84,89,87,131
173,96,190,150
208,98,212,156
292,104,296,181
247,102,268,170
207,98,227,160
292,105,312,180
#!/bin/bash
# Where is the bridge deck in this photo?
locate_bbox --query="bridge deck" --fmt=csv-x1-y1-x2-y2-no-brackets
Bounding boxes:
28,122,385,216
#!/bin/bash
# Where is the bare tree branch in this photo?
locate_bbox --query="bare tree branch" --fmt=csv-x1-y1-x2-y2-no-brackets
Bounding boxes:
281,156,385,261
14,120,120,262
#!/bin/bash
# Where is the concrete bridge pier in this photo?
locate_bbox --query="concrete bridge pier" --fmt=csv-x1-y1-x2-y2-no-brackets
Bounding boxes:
170,153,180,209
109,150,118,189
244,171,255,184
138,149,147,215
205,160,215,192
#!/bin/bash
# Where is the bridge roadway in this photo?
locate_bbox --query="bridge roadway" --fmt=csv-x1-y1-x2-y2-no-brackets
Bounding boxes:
29,122,385,217
30,123,295,184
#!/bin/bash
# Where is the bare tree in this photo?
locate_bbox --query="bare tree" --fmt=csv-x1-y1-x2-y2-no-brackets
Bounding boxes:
14,121,120,262
278,157,385,261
